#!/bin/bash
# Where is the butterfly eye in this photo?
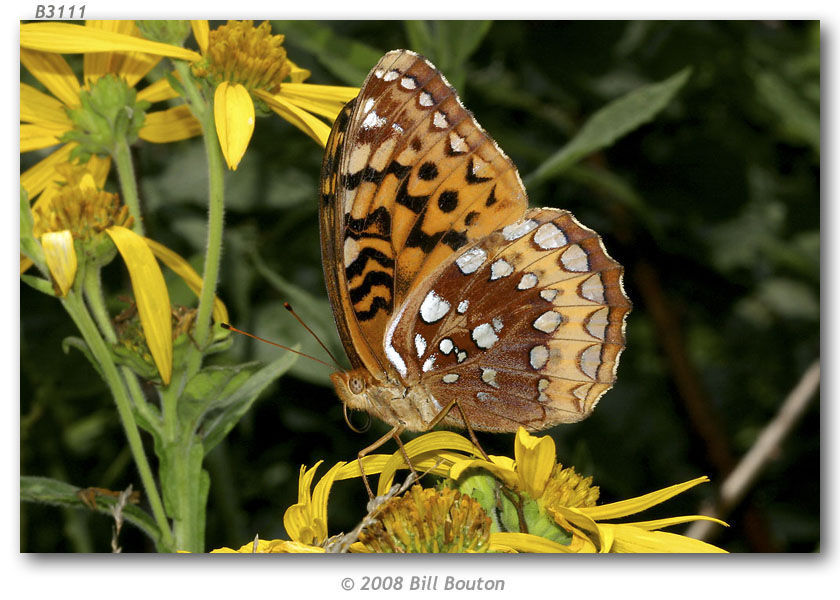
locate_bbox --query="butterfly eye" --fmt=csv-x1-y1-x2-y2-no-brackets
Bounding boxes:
349,376,365,395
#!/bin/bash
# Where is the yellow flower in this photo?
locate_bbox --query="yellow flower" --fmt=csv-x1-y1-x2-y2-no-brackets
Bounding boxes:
20,20,203,201
24,167,228,385
279,432,481,550
190,20,358,168
449,428,729,553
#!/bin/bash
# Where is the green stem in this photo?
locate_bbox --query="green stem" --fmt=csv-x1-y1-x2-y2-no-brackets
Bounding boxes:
112,139,145,237
61,292,173,551
172,60,225,375
82,266,117,344
81,265,160,431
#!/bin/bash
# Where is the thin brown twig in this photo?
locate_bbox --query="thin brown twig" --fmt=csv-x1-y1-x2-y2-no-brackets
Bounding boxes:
686,360,820,542
110,484,134,553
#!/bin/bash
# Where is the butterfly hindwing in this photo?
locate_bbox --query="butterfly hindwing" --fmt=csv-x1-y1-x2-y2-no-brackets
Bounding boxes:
386,208,631,431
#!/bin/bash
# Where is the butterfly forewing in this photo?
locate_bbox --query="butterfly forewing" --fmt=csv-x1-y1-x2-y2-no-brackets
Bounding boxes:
321,50,529,377
387,208,631,431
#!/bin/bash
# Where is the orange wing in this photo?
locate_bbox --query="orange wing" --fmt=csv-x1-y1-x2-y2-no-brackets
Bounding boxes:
320,50,528,379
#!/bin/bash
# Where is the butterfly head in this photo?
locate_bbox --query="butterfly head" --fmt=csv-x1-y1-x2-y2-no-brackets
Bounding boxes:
330,369,375,413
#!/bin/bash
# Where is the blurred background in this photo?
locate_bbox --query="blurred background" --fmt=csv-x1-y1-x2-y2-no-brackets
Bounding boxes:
21,20,820,552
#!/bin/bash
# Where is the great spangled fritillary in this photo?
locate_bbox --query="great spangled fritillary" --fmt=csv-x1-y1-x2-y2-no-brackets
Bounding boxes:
319,50,631,439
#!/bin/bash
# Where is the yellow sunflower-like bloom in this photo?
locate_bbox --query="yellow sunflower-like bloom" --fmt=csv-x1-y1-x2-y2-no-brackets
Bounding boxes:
209,429,728,554
449,428,728,553
20,20,203,201
190,20,359,168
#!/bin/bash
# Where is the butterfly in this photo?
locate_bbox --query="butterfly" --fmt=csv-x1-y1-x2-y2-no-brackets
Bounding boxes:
319,50,631,453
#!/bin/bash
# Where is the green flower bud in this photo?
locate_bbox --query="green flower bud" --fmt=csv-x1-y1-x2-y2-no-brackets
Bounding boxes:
62,75,151,160
136,20,192,46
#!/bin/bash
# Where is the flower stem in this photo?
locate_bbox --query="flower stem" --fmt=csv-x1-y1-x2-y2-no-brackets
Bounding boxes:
112,138,145,237
173,60,225,370
81,265,160,431
61,291,173,551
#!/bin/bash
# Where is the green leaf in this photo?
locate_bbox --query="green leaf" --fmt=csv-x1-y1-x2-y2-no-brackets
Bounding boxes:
20,272,55,296
273,20,382,86
62,336,105,380
20,185,46,272
21,475,161,546
178,362,263,431
404,21,435,59
403,20,492,93
754,68,819,151
252,253,345,384
446,21,493,66
198,352,298,453
525,67,693,187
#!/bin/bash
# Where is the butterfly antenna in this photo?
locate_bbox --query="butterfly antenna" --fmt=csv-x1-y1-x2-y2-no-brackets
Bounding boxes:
220,323,335,369
283,302,342,369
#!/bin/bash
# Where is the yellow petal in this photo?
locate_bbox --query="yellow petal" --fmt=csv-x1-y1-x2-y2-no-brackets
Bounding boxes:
297,461,322,505
626,515,730,531
514,427,555,499
284,462,322,544
448,456,519,490
254,89,331,147
83,20,129,85
81,21,160,88
580,476,710,521
21,256,34,275
21,22,202,62
489,532,581,554
20,144,74,200
191,20,209,54
214,83,255,170
106,226,173,385
334,454,392,480
20,82,73,127
279,83,359,121
41,230,77,296
285,59,311,84
604,524,728,553
136,75,181,104
550,506,605,552
310,461,347,543
142,236,228,323
282,505,316,545
375,431,482,496
139,105,203,143
20,49,80,108
20,123,66,152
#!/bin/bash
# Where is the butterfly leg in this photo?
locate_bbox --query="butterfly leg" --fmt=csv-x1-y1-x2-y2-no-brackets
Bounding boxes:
356,423,417,499
426,398,491,462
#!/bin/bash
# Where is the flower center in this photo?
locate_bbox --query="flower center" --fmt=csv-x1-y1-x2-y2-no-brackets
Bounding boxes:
541,464,600,510
33,169,133,241
192,20,291,93
358,486,492,553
